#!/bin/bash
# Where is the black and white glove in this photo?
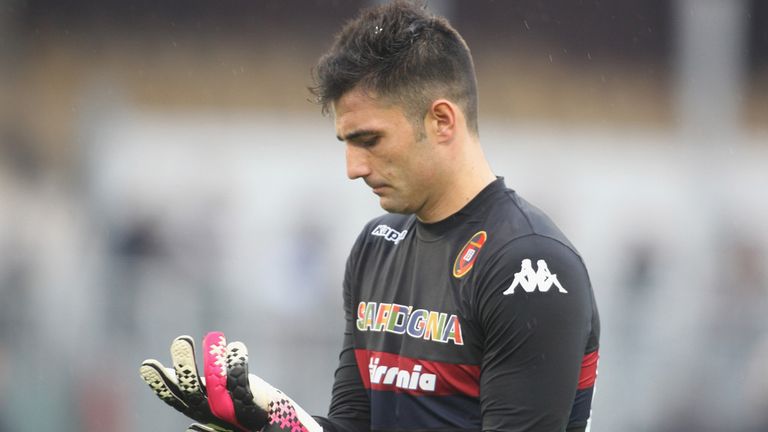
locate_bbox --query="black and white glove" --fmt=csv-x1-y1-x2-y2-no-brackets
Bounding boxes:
139,332,322,432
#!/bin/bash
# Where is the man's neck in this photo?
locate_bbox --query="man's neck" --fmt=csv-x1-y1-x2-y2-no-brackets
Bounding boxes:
416,152,496,224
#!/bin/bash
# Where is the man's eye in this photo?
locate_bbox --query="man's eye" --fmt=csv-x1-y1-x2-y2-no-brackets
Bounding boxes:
360,137,379,147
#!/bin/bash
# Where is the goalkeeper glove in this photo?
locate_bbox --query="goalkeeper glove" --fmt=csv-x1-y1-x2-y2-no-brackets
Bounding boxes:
140,331,322,432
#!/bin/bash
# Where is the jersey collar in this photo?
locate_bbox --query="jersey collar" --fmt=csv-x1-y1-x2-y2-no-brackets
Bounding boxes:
415,177,507,241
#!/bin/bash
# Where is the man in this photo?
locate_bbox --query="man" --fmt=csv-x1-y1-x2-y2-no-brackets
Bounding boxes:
140,2,600,431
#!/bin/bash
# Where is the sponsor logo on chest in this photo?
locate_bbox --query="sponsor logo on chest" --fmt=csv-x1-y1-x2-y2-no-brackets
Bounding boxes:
368,356,437,392
356,301,464,345
354,349,482,397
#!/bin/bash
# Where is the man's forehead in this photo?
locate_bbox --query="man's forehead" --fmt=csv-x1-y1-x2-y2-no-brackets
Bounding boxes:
333,89,405,134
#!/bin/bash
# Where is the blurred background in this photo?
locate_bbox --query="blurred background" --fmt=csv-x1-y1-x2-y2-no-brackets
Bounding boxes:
0,0,767,431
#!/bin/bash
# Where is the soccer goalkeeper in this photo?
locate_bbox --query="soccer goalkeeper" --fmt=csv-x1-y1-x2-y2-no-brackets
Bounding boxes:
140,1,600,431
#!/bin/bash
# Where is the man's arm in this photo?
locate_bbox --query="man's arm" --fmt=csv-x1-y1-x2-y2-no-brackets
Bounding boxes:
474,235,599,432
313,332,370,432
313,235,371,432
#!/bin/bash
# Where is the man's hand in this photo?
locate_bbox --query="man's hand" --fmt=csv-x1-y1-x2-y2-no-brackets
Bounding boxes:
139,334,234,431
140,332,322,432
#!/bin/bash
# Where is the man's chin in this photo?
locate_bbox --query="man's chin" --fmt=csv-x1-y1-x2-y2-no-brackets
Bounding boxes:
378,198,410,215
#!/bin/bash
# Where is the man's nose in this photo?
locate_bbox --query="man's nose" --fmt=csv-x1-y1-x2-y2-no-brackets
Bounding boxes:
346,144,371,180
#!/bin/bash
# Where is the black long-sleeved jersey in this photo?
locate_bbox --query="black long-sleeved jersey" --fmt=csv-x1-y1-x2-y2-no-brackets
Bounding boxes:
316,178,600,432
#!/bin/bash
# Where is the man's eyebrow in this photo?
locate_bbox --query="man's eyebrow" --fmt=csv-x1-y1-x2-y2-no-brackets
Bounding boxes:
337,129,379,142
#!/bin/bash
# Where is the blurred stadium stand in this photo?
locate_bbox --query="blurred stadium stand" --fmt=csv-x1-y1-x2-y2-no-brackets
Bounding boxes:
1,1,767,431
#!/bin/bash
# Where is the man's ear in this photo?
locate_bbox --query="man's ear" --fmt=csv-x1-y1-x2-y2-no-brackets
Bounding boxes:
427,99,457,143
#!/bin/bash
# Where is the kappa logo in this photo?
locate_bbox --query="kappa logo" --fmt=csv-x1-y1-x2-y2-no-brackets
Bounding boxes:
371,224,408,245
503,259,568,295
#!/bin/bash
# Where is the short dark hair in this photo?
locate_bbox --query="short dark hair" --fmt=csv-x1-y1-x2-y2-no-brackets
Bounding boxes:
311,0,479,136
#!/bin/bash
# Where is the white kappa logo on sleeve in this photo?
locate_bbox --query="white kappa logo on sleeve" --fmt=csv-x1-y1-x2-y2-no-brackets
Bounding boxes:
503,259,568,295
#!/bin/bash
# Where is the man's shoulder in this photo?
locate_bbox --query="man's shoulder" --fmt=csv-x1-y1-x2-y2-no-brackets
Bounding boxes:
474,192,594,302
484,189,579,256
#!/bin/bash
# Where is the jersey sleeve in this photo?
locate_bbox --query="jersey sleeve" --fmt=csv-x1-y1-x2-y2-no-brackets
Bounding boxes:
472,234,598,432
314,232,371,432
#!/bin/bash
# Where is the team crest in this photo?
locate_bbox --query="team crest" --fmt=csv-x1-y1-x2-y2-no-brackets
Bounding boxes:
452,231,487,278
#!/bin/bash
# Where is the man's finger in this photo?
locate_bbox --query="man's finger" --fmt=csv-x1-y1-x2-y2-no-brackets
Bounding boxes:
170,336,205,394
203,332,239,425
139,359,189,413
226,341,268,430
170,335,212,418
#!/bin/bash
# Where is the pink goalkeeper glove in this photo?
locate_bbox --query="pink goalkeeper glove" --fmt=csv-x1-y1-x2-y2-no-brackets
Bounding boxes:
140,332,322,432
